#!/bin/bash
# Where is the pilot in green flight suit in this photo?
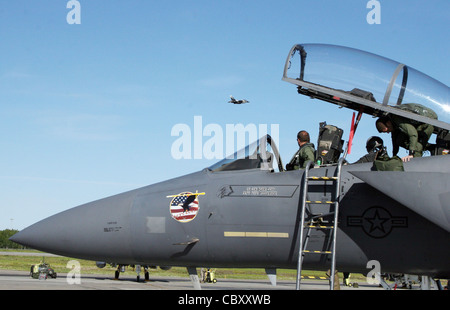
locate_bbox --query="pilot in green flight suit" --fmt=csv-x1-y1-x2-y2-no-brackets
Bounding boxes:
376,115,433,161
287,130,316,170
376,103,436,162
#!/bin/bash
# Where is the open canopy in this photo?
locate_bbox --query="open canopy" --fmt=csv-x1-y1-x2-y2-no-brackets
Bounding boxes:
282,44,450,132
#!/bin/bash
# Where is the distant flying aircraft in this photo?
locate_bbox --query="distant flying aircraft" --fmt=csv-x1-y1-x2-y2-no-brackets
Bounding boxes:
11,44,450,290
228,95,249,104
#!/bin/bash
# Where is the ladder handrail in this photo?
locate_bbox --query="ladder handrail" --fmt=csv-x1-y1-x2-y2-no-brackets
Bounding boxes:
329,157,344,290
296,160,315,290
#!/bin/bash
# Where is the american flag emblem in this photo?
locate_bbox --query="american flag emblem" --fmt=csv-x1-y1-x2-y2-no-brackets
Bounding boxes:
167,191,205,223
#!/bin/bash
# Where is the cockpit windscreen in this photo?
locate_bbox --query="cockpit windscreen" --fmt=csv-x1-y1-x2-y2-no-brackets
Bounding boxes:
208,135,283,172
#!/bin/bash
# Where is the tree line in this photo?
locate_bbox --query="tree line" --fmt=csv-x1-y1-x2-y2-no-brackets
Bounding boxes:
0,229,27,249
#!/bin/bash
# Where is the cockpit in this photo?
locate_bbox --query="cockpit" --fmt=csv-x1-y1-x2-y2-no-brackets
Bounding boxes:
209,44,450,173
208,135,284,172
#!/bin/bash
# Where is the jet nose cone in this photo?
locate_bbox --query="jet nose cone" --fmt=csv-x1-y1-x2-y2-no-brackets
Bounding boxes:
9,191,136,261
9,207,93,255
8,230,24,245
9,223,51,249
9,213,74,253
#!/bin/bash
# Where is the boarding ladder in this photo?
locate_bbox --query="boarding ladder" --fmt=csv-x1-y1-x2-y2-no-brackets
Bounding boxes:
295,158,344,290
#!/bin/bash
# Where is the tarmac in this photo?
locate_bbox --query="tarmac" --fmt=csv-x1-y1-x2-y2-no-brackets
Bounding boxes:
0,251,61,257
0,269,385,291
0,251,424,291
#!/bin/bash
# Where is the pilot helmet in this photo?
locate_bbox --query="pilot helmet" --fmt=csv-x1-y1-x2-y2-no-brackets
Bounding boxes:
366,136,384,153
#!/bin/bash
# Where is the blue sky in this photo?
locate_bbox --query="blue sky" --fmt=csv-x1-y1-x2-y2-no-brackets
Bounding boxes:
1,0,449,230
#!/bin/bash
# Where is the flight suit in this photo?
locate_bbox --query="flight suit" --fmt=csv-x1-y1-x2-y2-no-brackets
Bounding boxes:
390,115,433,157
293,143,316,169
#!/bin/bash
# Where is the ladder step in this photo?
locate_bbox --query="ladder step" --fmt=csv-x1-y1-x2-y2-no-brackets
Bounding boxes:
303,250,332,254
307,176,338,181
305,200,336,204
301,275,328,280
305,225,334,229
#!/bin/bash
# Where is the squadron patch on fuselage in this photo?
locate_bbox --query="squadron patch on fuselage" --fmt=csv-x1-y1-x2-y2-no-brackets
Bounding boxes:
166,191,205,223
